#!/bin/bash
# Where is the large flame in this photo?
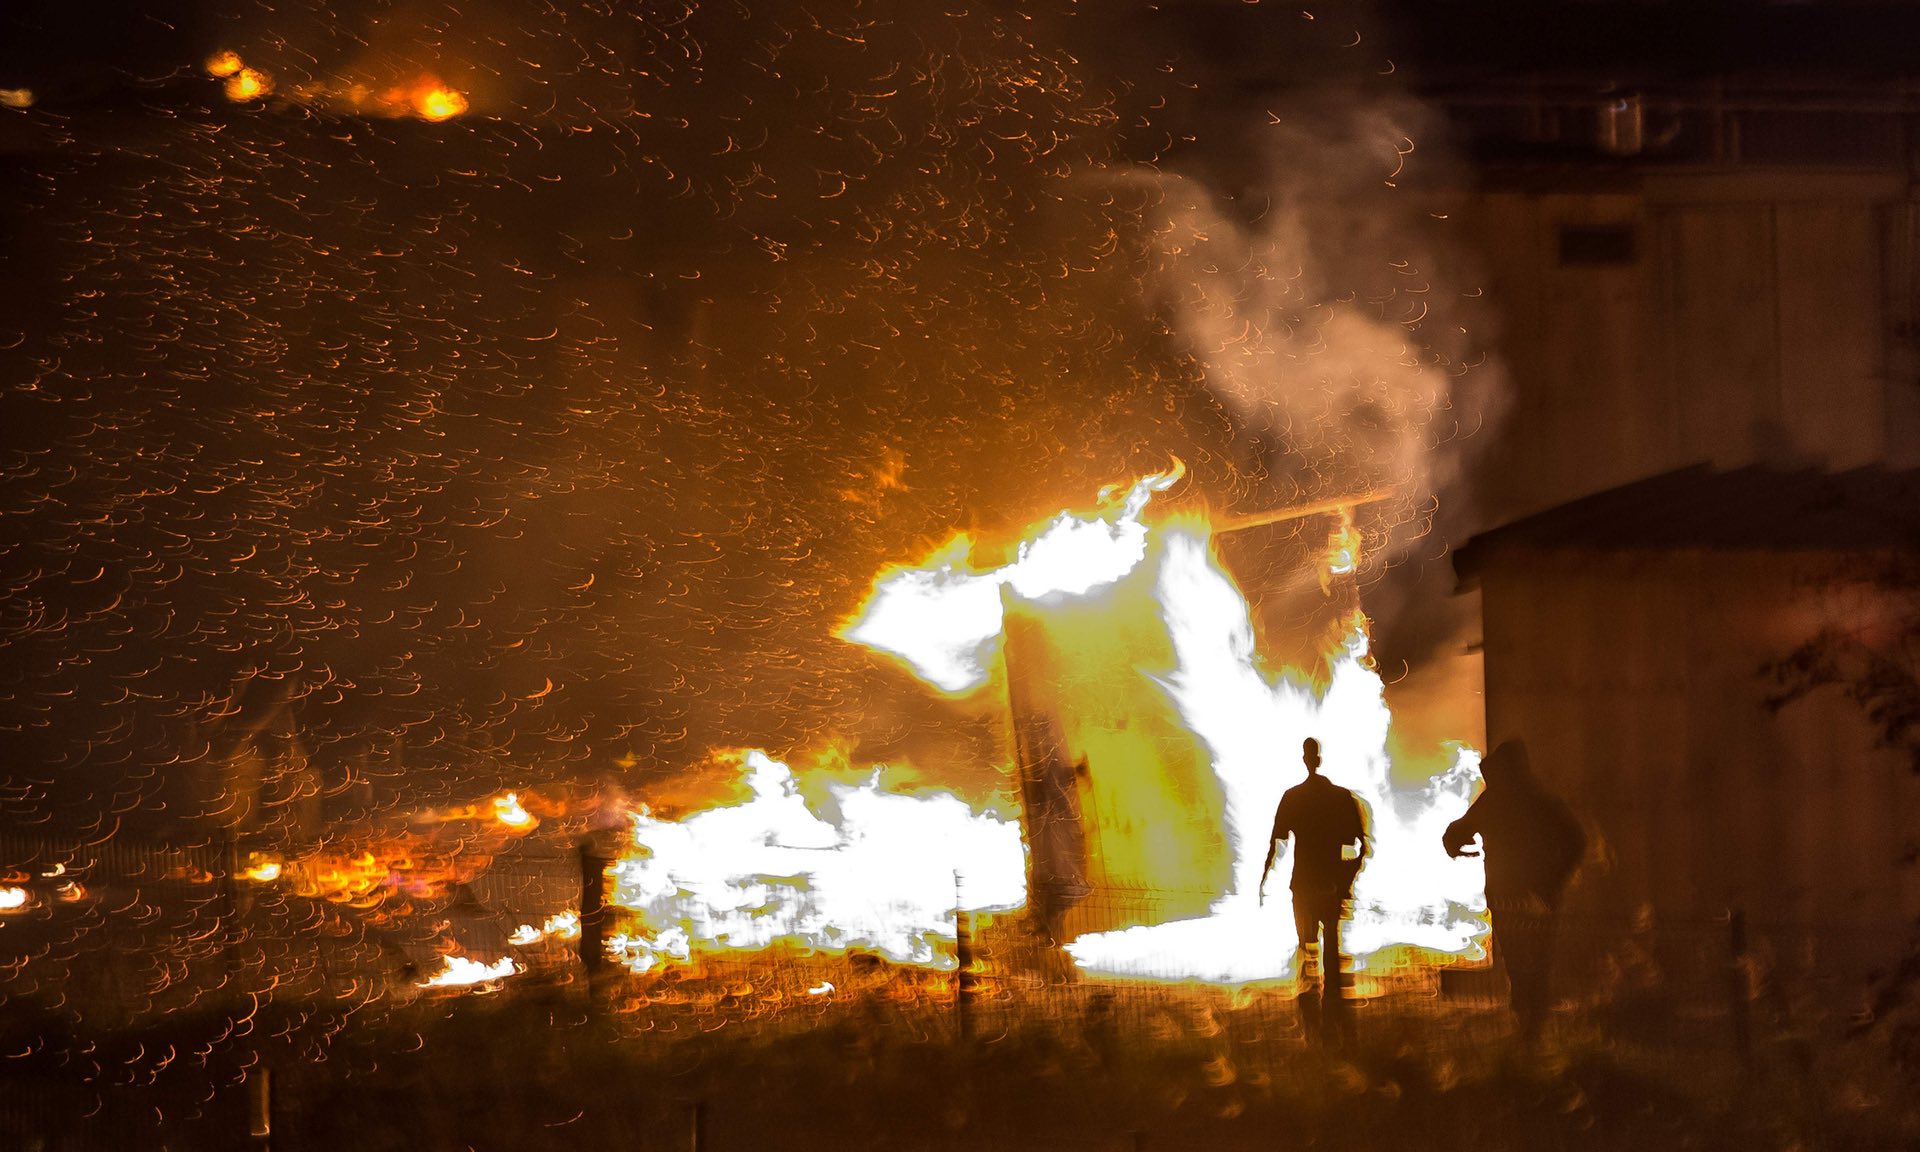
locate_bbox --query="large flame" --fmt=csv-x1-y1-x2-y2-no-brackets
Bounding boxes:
605,751,1025,973
843,474,1487,982
603,473,1484,985
839,469,1182,693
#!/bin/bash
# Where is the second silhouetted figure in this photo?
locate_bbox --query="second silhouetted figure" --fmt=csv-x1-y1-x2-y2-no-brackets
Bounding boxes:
1263,736,1370,1042
1443,738,1585,1042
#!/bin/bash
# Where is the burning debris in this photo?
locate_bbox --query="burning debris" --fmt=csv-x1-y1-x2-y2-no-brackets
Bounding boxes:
579,474,1485,987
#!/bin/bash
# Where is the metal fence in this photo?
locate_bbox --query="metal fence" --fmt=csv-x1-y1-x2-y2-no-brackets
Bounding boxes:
1,834,1913,1150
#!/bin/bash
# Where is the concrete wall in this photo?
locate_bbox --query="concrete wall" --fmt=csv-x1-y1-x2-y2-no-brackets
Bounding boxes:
1478,548,1920,977
1468,170,1920,526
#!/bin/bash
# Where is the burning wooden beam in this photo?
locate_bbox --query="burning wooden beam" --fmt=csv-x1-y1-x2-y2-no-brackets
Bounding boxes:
1206,488,1400,536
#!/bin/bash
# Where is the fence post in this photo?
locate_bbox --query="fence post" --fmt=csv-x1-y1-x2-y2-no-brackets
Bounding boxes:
955,870,974,1041
246,1066,272,1148
579,838,611,1001
1725,907,1752,1061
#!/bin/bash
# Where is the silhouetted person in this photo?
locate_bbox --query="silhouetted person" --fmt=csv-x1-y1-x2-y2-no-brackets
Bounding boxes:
1262,737,1370,1042
1443,738,1585,1041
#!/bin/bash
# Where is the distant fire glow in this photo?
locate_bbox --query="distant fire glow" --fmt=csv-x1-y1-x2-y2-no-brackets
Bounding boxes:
412,84,469,122
203,50,244,79
224,68,274,102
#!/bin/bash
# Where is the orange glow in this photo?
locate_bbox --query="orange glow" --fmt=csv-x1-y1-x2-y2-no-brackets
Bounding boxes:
0,886,28,911
224,68,273,102
412,84,469,122
0,88,33,110
203,50,245,79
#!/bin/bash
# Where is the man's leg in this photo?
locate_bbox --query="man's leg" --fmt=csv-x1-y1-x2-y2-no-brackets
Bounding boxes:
1322,899,1352,1042
1292,897,1322,1040
1499,904,1552,1040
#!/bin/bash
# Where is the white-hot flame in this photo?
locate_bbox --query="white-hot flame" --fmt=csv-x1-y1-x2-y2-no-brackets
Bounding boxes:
417,955,518,988
493,792,535,828
605,751,1025,973
0,886,28,911
509,910,580,946
844,477,1487,982
1064,527,1483,979
842,471,1180,692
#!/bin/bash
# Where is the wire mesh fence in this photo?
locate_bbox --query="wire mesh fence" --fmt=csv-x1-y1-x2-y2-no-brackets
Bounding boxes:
1,833,1913,1150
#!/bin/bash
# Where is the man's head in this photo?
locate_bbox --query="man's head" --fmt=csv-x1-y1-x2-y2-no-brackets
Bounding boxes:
1302,737,1321,774
1482,739,1532,785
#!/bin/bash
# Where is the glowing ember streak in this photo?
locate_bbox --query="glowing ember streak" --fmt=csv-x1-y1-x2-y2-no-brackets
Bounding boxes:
808,981,835,996
203,50,244,78
411,84,468,122
841,468,1182,693
417,955,518,988
224,68,273,102
0,886,28,911
606,751,1024,973
493,792,535,828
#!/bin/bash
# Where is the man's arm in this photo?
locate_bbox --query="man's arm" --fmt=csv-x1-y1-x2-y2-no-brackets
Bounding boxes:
1260,801,1290,904
1441,801,1481,857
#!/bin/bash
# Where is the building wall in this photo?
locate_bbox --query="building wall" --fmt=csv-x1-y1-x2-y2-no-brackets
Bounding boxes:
1478,548,1920,977
1467,170,1920,526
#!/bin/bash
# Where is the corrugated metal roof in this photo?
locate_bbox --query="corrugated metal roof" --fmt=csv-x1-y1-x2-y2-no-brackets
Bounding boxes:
1454,464,1920,581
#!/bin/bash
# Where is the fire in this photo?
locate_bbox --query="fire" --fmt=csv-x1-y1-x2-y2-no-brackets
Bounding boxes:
417,955,518,989
605,751,1025,973
202,51,469,121
601,473,1485,987
1323,506,1361,584
840,468,1183,693
203,50,245,79
224,68,274,102
411,84,469,122
844,475,1486,982
509,911,580,946
0,886,28,911
241,858,283,883
0,88,33,110
493,792,535,829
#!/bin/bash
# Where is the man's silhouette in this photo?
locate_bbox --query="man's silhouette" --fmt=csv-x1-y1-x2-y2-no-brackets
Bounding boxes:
1262,737,1370,1040
1443,738,1585,1041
